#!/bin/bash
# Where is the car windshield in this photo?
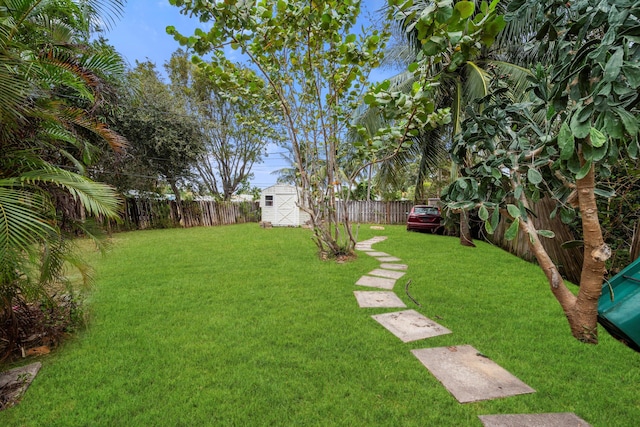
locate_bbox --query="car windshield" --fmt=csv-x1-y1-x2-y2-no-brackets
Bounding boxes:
414,207,438,215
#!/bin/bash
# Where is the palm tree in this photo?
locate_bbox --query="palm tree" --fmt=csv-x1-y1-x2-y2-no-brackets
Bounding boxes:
0,0,125,361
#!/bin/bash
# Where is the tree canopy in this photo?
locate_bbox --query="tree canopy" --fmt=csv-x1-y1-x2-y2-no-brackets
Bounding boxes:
442,0,640,343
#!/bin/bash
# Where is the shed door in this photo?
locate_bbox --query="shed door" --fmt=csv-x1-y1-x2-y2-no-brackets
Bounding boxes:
275,194,297,226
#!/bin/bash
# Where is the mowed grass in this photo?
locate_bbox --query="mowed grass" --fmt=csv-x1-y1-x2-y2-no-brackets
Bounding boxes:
2,224,639,426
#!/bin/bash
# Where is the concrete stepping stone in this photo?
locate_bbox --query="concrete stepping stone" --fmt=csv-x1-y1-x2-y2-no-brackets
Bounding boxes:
0,362,41,410
380,263,408,271
368,268,406,280
478,413,591,427
357,236,387,244
356,275,396,290
364,251,390,257
376,256,402,262
356,237,387,251
411,345,536,403
372,309,451,342
354,291,406,308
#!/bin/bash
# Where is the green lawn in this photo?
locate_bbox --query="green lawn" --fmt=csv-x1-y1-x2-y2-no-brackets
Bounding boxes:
2,224,639,426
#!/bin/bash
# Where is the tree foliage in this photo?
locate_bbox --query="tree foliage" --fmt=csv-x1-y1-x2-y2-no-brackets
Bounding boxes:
110,61,205,220
168,0,391,256
442,0,640,343
165,49,281,201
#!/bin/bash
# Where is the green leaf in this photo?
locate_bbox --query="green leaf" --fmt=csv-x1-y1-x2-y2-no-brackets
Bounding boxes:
628,137,639,159
560,207,576,224
478,205,489,221
407,62,419,73
567,154,581,174
490,206,500,232
504,219,520,241
507,204,521,219
454,1,475,19
561,240,584,249
622,64,640,88
537,229,556,238
594,187,615,198
589,127,606,148
570,104,593,139
558,122,575,160
514,185,523,200
603,110,624,139
527,167,543,185
436,5,454,23
485,219,495,234
615,108,639,136
575,159,592,180
603,48,624,82
570,116,591,139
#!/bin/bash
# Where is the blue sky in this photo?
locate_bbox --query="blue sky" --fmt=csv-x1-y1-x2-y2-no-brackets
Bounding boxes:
104,1,397,189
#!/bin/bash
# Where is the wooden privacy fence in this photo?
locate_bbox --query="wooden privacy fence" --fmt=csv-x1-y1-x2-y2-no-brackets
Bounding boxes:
116,198,415,230
484,197,584,285
116,198,260,231
336,200,414,224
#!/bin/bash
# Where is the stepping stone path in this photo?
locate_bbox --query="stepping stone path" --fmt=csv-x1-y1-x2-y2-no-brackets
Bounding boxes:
353,236,592,426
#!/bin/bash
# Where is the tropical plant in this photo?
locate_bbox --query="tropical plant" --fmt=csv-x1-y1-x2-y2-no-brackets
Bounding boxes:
0,0,125,361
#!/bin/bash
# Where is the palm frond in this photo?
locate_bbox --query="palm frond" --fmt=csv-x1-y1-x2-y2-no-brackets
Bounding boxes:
490,60,533,100
464,61,490,102
0,186,56,264
18,167,122,218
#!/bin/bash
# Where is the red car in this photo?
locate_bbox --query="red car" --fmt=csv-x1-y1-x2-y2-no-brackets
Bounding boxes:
406,205,442,233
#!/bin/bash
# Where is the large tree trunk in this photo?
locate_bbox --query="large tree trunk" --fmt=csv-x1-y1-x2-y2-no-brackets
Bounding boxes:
571,158,607,342
518,154,605,343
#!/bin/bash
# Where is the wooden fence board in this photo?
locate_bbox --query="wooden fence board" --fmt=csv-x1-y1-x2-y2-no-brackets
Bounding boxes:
336,200,414,224
113,198,260,231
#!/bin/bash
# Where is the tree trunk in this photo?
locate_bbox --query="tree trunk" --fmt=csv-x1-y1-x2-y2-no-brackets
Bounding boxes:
518,153,605,343
571,158,606,343
519,217,579,323
459,209,475,247
168,179,184,227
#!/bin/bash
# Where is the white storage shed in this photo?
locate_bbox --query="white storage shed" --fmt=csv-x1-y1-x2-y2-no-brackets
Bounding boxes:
260,184,311,227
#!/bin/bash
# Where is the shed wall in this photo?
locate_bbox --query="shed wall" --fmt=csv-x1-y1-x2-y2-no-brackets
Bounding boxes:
260,184,308,227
